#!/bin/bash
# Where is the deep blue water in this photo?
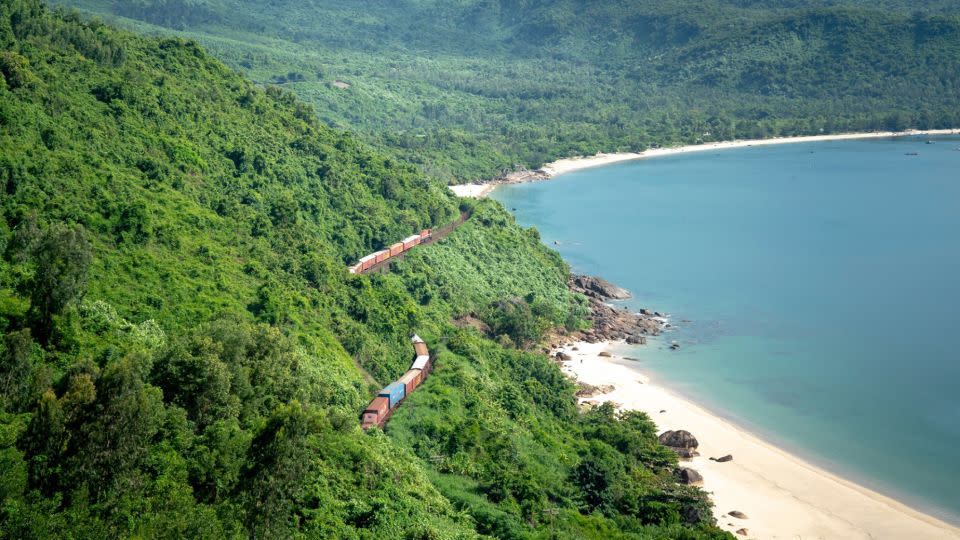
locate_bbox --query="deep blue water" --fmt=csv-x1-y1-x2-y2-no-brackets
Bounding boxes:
492,136,960,524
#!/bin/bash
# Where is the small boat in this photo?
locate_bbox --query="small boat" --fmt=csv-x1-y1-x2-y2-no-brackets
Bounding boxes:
905,152,919,156
926,140,935,145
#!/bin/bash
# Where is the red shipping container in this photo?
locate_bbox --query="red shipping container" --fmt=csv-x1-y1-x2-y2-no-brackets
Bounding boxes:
390,242,404,257
413,342,429,357
375,250,389,263
420,229,431,239
361,396,389,428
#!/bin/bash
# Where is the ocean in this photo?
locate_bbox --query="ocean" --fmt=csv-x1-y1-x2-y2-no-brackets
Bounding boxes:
492,135,960,524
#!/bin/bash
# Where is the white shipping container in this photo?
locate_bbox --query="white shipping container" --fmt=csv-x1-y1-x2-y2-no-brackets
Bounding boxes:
411,354,430,370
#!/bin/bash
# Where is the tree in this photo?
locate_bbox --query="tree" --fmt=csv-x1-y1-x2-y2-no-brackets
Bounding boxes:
28,223,92,344
0,329,42,412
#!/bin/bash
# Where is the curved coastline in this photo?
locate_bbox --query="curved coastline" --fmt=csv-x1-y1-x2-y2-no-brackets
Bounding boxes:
558,340,960,539
448,128,960,198
488,133,960,538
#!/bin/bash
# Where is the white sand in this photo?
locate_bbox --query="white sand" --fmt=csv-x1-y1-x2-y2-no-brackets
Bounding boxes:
448,183,496,198
448,129,960,198
558,340,960,539
540,129,960,178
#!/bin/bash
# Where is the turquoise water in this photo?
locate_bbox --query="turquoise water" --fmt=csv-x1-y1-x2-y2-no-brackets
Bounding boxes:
492,136,960,524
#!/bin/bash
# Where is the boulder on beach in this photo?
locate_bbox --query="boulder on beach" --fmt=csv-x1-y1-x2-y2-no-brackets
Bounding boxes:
736,528,748,536
598,351,612,357
576,383,616,398
710,454,733,463
626,335,647,345
660,430,699,459
555,352,572,361
728,510,748,519
677,468,703,486
659,430,699,449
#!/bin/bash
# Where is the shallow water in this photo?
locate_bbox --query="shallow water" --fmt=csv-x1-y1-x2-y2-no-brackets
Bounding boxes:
493,135,960,523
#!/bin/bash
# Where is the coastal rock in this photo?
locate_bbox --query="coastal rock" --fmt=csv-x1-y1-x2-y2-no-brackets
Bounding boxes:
571,274,631,300
669,343,680,350
736,528,749,536
710,454,733,463
626,335,646,345
728,510,748,519
555,352,572,361
659,430,699,449
598,351,612,357
576,383,616,398
677,468,703,486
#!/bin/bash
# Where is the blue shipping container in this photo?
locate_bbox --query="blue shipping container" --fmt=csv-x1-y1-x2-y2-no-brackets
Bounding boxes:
378,382,406,409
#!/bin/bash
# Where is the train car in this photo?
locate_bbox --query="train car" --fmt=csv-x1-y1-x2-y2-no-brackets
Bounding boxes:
375,250,389,264
358,254,377,272
420,228,432,241
402,234,420,250
348,263,360,274
361,396,389,429
411,334,428,356
389,242,405,257
411,354,430,371
398,369,421,395
378,381,406,409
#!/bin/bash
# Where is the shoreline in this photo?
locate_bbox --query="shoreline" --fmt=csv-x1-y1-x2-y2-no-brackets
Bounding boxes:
448,128,960,198
556,340,960,539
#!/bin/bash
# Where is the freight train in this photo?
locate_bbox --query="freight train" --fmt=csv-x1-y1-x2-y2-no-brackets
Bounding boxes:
349,228,432,274
361,334,433,430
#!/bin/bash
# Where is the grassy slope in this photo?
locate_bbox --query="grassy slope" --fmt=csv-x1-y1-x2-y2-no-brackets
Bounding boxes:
0,2,730,538
51,0,960,181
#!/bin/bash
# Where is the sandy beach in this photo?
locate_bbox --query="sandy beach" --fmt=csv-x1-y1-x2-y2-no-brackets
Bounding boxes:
448,129,960,198
557,340,960,539
447,182,497,198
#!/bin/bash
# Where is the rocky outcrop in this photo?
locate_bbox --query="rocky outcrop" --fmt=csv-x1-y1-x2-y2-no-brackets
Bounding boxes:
576,383,616,398
555,351,572,362
490,165,549,185
736,528,749,536
564,274,669,345
677,468,703,486
728,510,748,519
571,274,631,300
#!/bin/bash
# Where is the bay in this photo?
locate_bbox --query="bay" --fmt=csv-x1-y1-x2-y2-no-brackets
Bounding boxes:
492,135,960,523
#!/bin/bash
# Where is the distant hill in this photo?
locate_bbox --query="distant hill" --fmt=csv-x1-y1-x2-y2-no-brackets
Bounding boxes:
54,0,960,181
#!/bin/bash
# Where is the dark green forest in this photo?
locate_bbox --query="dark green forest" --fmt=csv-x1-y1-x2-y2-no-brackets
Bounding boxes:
51,0,960,181
0,1,735,537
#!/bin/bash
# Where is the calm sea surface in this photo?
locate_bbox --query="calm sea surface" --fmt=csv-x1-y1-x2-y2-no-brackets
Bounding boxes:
492,136,960,523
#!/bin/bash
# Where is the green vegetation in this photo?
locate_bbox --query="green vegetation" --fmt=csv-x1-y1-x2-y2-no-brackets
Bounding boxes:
52,0,960,181
0,2,732,537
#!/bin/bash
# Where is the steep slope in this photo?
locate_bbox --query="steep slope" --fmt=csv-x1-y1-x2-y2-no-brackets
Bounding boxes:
0,2,730,538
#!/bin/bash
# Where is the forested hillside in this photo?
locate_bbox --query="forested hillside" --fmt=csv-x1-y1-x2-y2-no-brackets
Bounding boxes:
0,2,731,537
54,0,960,181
